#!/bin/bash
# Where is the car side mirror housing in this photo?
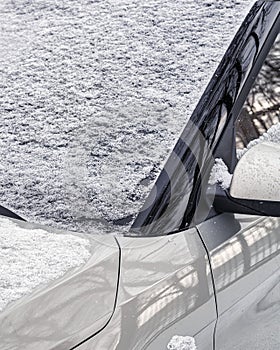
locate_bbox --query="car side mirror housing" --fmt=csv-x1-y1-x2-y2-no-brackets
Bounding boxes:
213,142,280,217
230,142,280,202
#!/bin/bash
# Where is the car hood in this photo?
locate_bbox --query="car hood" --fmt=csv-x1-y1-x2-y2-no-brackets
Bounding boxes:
0,216,120,350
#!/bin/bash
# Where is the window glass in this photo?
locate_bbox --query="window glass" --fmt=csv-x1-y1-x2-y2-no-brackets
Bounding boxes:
235,35,280,150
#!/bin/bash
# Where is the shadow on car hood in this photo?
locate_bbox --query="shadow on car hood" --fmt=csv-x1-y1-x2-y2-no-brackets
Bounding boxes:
0,216,120,350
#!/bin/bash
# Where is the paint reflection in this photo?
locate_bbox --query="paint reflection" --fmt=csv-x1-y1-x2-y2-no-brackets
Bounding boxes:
80,216,280,350
210,216,280,292
81,230,216,350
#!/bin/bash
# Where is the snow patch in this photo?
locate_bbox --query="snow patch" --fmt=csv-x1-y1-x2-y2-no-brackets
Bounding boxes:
209,158,232,189
0,217,91,312
167,335,197,350
237,122,280,159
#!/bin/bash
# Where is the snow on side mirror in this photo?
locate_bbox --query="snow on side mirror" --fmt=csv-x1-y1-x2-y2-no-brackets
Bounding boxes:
230,142,280,202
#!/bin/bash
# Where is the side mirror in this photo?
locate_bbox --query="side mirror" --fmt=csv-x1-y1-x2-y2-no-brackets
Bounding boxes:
230,142,280,202
213,142,280,217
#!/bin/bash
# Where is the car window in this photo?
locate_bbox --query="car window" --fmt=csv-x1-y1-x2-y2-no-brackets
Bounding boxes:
235,34,280,150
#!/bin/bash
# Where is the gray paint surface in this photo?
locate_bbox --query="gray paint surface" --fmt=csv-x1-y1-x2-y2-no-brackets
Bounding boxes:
198,214,280,350
77,228,216,350
1,214,280,349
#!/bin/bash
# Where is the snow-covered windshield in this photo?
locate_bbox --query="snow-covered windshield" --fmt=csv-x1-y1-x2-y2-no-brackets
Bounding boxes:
0,0,254,234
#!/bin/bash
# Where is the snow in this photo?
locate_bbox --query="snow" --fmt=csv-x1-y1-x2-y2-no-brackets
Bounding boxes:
167,335,197,350
209,122,280,190
0,217,91,312
0,0,255,234
237,122,280,159
209,158,232,190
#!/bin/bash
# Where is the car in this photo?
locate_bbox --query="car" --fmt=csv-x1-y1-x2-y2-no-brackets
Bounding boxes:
0,1,279,349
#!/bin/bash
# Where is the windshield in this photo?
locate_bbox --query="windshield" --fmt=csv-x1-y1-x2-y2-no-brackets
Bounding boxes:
131,2,280,236
0,0,255,235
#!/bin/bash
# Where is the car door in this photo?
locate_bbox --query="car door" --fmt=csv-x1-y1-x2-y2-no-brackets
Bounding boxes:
198,19,280,350
198,214,280,350
74,228,217,350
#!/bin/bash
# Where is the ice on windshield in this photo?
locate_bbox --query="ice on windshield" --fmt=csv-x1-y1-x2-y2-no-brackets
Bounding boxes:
0,217,90,312
0,0,254,234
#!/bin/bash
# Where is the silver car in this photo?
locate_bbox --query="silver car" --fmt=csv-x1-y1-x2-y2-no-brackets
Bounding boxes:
0,1,279,349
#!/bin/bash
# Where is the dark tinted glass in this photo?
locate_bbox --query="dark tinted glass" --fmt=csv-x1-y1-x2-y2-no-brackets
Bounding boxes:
235,35,280,149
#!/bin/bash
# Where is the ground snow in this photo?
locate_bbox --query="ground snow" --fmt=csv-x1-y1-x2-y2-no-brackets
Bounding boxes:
167,335,197,350
0,0,255,234
0,217,90,312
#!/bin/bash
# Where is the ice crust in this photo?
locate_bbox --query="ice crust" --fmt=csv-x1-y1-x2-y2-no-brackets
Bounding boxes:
167,335,197,350
0,217,91,312
0,0,254,234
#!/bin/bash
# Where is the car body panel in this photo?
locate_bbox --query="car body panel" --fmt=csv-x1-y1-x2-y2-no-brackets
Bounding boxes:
197,214,280,349
76,228,216,350
0,216,120,350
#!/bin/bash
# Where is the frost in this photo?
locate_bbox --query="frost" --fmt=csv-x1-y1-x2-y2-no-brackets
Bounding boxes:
237,122,280,159
209,158,232,189
167,335,197,350
0,217,91,312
